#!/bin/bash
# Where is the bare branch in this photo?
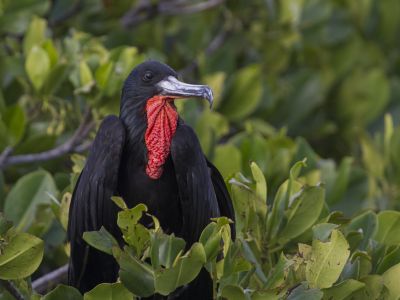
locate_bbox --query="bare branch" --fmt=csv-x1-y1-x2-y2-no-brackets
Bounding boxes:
32,264,69,294
179,27,228,76
159,0,225,15
0,110,94,170
0,147,13,167
122,0,225,28
0,280,25,300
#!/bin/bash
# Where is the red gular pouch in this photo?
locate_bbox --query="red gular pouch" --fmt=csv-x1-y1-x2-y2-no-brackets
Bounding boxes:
145,95,178,179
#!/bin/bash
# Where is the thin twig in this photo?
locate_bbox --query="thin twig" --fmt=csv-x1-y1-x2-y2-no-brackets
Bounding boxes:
0,280,25,300
0,110,94,170
32,264,69,294
179,28,228,76
0,147,13,167
159,0,225,15
122,0,225,28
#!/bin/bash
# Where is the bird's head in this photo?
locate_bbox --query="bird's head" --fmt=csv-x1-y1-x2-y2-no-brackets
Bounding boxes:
120,60,213,179
121,61,213,111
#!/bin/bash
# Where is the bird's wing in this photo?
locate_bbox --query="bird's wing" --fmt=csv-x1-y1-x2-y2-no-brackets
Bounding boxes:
206,159,236,240
171,124,221,245
67,115,126,292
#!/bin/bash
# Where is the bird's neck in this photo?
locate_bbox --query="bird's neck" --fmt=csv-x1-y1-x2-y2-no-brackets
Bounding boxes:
120,100,148,162
119,97,179,179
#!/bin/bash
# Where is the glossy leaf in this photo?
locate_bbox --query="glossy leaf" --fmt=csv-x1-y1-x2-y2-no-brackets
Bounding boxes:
154,243,206,295
382,263,400,300
287,283,323,300
306,230,350,289
278,185,325,243
42,285,82,300
4,170,58,231
0,232,43,280
219,64,262,121
118,251,155,297
322,279,364,300
84,283,134,300
25,46,50,91
83,226,120,255
374,211,400,246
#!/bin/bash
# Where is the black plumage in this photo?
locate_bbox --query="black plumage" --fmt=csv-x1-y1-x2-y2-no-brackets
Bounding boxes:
67,61,235,298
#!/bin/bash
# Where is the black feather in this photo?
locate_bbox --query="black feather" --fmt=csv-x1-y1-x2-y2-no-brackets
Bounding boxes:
67,116,125,293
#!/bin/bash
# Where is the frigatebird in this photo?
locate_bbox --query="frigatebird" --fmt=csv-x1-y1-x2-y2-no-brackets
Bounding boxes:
67,61,235,298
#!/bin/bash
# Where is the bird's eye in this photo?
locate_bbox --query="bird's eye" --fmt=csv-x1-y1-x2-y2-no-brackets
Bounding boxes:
142,71,154,82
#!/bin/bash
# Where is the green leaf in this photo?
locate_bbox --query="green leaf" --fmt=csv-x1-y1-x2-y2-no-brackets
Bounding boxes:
84,283,134,300
338,68,390,126
287,282,323,300
83,226,119,255
220,285,247,300
346,210,377,250
25,46,50,91
264,253,293,289
2,105,26,147
195,110,229,155
290,159,307,181
361,136,385,179
219,64,262,121
95,62,114,90
252,290,280,300
28,203,54,237
376,245,400,274
241,239,268,284
59,192,71,231
306,230,350,289
42,285,82,300
42,62,68,94
250,161,267,206
154,243,206,295
117,204,147,228
111,196,127,210
278,185,325,243
23,16,47,55
80,61,94,87
118,251,155,297
0,232,43,279
199,222,222,261
312,223,338,242
4,170,58,231
352,275,386,299
213,144,242,178
382,262,400,300
42,39,58,67
322,279,365,300
117,204,150,255
203,72,226,109
374,211,400,246
325,157,353,205
384,113,394,159
267,159,305,241
340,251,371,280
229,179,254,235
268,182,298,240
151,232,185,268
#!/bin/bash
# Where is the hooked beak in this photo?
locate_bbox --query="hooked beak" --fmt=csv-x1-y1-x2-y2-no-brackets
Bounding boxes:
156,76,214,108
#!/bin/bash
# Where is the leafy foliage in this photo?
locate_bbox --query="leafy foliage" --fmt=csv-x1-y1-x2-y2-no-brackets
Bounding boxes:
1,0,400,299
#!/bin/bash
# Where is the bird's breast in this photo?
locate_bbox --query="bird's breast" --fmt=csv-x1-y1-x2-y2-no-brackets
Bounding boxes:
118,152,182,235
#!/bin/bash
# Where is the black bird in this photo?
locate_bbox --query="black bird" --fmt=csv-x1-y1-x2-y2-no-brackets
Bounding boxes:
67,61,235,298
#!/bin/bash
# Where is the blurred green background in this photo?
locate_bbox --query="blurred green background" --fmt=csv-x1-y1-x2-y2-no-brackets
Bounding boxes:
0,0,400,285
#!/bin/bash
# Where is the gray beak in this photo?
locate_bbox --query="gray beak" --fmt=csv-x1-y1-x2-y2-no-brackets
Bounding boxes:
156,76,214,108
